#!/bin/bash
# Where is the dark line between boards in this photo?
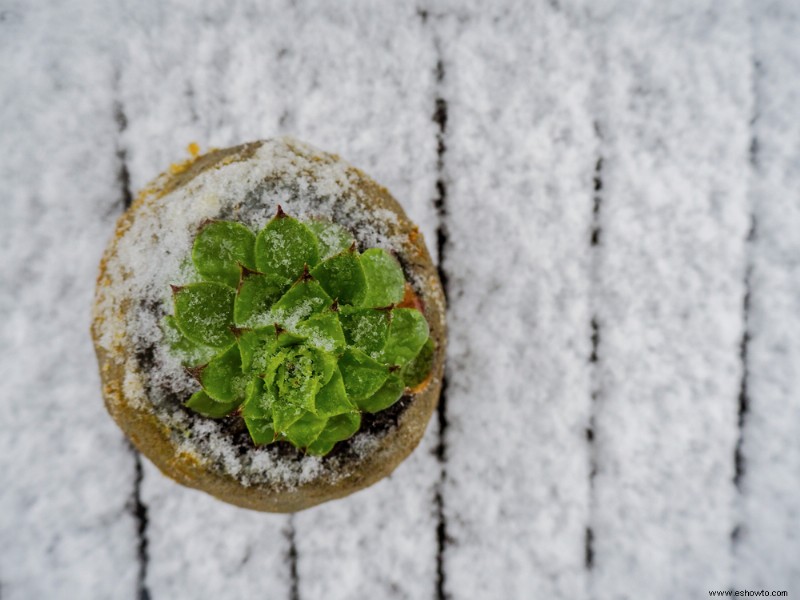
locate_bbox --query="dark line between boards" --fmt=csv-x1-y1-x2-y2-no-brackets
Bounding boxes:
731,56,760,556
130,450,151,600
733,65,760,493
113,99,133,210
286,516,300,600
585,144,604,572
433,58,450,297
429,29,451,600
733,217,755,492
115,90,150,599
584,526,595,570
590,157,603,248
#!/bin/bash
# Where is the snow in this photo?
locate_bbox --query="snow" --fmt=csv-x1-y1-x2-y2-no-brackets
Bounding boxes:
585,1,753,597
142,460,292,600
438,4,596,598
735,0,800,588
0,2,138,598
2,0,800,598
296,431,439,599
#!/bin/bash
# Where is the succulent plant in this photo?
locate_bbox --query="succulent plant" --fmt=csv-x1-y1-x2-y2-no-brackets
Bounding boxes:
163,207,434,456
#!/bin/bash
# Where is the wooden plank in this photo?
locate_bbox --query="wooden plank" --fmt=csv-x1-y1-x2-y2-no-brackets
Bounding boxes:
587,2,751,596
0,4,139,598
439,4,596,597
286,4,442,599
735,0,800,588
116,4,296,597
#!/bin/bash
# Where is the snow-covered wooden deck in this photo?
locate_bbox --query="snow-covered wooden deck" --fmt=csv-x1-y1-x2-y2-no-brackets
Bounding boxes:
2,1,799,598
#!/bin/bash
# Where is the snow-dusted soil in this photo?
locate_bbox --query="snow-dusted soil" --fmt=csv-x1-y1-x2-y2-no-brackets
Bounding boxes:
1,1,797,599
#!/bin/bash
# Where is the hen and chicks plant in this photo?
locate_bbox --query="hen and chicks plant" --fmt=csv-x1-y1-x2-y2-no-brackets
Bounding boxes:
164,207,434,456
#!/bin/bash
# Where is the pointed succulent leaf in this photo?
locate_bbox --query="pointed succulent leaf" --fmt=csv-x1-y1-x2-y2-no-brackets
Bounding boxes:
338,348,389,401
310,247,367,306
380,308,429,366
243,377,275,417
271,279,332,329
262,347,288,387
242,378,276,445
307,412,361,456
297,311,346,351
357,372,405,413
307,220,356,260
306,438,334,456
315,368,355,418
237,327,274,374
200,344,249,404
274,346,323,413
339,307,390,358
173,282,236,348
312,348,338,388
254,210,320,279
272,401,308,434
401,336,435,389
185,390,240,418
245,419,276,446
192,221,256,288
162,316,218,366
285,411,328,448
234,272,288,326
360,248,405,308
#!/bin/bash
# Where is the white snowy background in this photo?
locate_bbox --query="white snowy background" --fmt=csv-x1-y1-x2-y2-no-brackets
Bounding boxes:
1,1,798,598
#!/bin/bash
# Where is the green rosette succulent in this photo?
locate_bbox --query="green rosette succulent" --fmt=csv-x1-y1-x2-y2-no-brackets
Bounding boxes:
163,207,434,456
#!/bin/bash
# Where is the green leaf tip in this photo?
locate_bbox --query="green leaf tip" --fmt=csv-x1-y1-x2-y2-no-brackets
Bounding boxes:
173,282,236,348
162,315,218,367
166,210,435,455
234,272,288,327
255,211,319,280
361,248,405,308
192,220,256,289
186,390,240,419
307,220,356,260
311,248,367,306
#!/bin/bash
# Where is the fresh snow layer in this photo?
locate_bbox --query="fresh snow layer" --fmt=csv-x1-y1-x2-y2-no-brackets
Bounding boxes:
587,1,752,597
439,5,596,598
0,3,139,598
142,460,292,599
735,0,800,588
296,431,439,599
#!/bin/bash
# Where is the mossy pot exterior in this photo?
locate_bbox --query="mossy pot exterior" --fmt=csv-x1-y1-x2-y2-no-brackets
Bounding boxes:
91,139,446,512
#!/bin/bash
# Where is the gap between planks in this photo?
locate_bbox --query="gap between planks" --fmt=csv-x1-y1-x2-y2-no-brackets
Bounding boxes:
115,89,150,599
419,7,452,598
585,119,605,575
